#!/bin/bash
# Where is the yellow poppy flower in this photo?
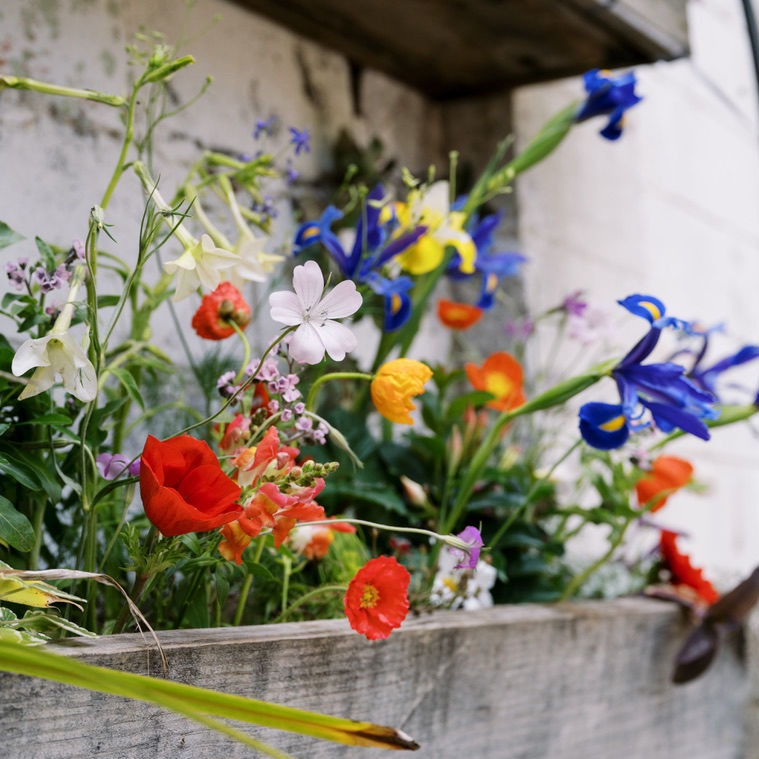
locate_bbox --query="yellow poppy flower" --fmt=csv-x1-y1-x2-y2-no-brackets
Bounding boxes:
371,358,433,424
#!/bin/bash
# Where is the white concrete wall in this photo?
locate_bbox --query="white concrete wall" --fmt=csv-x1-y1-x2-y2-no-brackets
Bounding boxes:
514,0,759,582
0,0,443,362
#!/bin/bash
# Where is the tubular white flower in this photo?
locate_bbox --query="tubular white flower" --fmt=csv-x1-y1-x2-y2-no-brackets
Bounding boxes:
11,269,97,402
269,260,362,365
163,233,238,301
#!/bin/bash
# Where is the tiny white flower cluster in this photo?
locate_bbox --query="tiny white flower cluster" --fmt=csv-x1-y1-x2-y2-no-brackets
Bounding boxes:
430,549,496,611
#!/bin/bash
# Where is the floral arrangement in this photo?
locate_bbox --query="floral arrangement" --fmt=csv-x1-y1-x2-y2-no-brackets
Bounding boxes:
1,39,759,751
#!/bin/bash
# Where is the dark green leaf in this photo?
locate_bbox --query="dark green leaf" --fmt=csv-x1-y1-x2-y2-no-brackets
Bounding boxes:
0,451,39,490
0,494,35,551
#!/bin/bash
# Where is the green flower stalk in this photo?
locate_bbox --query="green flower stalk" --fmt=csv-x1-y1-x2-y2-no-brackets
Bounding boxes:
443,360,615,534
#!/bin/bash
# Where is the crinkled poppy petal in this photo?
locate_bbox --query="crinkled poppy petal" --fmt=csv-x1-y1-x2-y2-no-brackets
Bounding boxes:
344,556,410,640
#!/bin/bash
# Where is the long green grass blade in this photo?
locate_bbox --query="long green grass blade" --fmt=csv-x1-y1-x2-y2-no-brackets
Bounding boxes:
0,641,419,751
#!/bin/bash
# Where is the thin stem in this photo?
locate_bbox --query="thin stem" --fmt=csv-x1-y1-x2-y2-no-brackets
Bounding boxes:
100,85,140,210
270,585,347,624
489,439,582,550
232,538,265,626
230,321,252,385
306,372,373,411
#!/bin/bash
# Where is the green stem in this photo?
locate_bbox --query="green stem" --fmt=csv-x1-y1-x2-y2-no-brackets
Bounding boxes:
488,439,581,550
443,364,612,534
230,321,252,385
559,520,631,602
232,539,266,626
306,372,373,411
0,75,126,107
271,585,347,624
100,85,139,210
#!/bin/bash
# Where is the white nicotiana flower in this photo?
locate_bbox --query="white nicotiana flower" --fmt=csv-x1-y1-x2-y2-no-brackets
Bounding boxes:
11,270,97,402
163,233,238,301
229,229,283,287
269,260,362,365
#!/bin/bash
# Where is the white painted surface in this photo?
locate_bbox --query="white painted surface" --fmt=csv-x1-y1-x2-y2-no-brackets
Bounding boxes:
514,0,759,581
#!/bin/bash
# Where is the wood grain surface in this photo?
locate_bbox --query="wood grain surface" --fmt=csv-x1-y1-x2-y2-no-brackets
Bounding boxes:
0,598,751,758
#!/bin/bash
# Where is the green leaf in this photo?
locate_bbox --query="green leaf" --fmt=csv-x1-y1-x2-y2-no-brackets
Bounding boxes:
0,641,420,751
110,367,145,411
0,221,23,250
16,413,72,428
0,450,39,490
0,495,35,552
446,391,494,420
34,236,57,270
97,295,121,309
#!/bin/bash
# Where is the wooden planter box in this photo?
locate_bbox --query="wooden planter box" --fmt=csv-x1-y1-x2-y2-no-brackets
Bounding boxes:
0,598,754,758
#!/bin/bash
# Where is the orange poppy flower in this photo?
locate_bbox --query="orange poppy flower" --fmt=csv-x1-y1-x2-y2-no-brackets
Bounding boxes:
465,352,526,412
660,531,719,605
437,299,483,330
191,281,251,340
344,556,410,640
636,455,693,512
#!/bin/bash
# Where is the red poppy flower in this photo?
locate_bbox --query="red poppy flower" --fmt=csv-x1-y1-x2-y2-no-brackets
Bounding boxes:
191,282,251,340
465,351,526,412
437,299,483,330
660,531,719,605
344,556,410,640
139,434,242,536
636,455,693,512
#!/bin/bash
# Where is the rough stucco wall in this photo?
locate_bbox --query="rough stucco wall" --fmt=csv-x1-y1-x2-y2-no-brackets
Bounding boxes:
0,0,445,365
513,0,759,581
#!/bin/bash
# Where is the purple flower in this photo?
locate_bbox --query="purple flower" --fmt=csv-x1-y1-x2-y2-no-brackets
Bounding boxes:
96,453,139,480
448,525,484,570
253,116,277,140
72,240,86,260
562,290,588,317
288,126,311,155
216,370,239,399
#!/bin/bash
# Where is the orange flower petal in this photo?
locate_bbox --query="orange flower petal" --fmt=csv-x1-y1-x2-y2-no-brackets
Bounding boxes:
636,455,693,512
437,299,483,330
465,351,525,411
371,358,433,424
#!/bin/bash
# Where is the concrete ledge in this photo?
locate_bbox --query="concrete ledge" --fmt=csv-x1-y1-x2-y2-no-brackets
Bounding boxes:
0,597,751,758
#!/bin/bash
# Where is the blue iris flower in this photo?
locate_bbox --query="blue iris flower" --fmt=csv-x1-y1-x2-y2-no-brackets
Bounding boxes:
293,185,425,330
579,295,719,450
447,211,526,309
681,328,759,398
575,69,643,141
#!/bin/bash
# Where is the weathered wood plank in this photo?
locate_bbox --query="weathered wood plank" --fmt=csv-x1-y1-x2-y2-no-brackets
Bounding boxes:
230,0,689,99
0,598,750,758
